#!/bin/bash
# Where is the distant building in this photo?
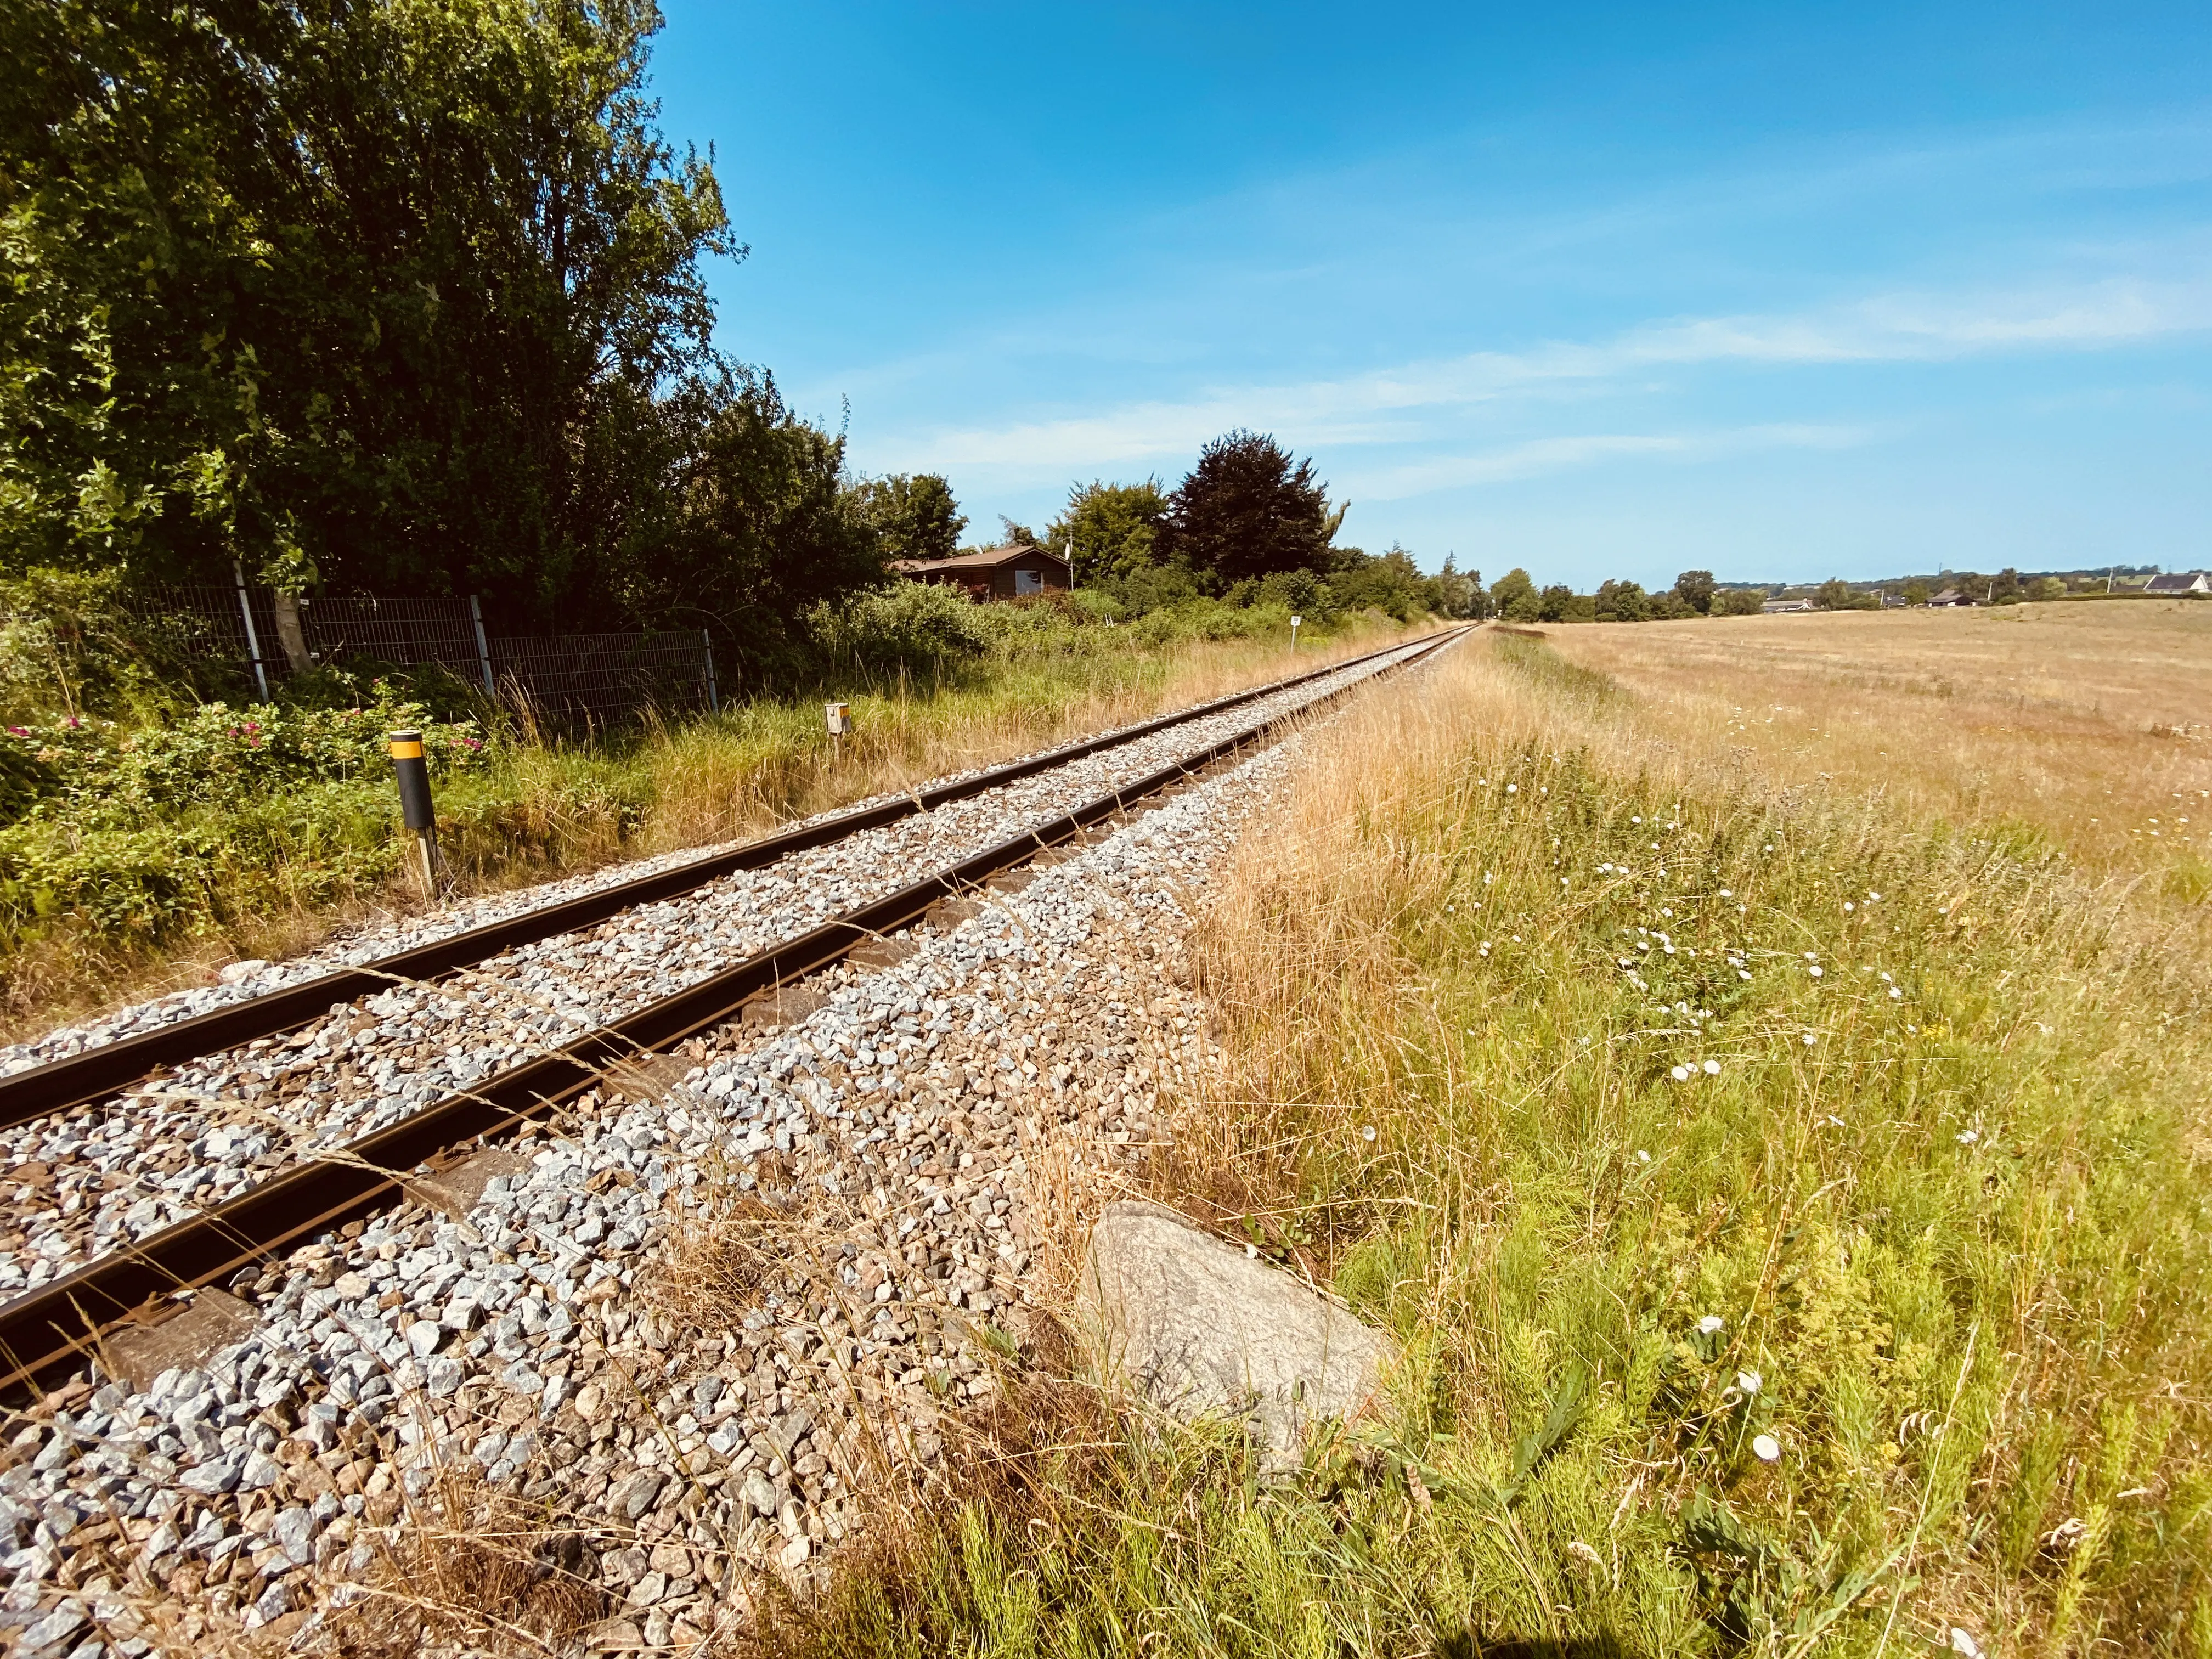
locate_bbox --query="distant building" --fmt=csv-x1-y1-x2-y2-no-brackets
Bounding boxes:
1926,587,1976,607
2145,571,2210,595
895,543,1071,602
1761,597,1815,614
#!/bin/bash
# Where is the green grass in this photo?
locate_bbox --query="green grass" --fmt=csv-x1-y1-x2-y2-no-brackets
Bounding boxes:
782,640,2212,1657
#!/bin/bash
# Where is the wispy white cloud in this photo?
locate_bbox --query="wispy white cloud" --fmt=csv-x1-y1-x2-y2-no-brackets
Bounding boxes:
899,270,2212,488
1339,422,1883,500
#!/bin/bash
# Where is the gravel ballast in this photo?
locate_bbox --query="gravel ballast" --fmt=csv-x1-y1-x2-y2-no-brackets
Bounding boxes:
0,644,1433,1293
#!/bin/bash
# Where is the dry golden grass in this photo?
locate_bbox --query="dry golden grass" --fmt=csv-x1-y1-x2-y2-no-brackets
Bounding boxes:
1544,601,2212,894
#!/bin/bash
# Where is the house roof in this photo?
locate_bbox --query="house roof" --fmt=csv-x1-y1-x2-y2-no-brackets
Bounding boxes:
893,543,1070,575
2145,572,2208,592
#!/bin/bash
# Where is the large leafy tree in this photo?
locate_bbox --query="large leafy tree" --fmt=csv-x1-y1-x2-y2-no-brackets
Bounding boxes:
0,0,732,626
853,473,964,565
579,367,883,670
1168,431,1343,586
1045,479,1169,586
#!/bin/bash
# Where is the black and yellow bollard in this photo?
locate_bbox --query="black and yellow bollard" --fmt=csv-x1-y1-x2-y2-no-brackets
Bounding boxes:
387,728,441,900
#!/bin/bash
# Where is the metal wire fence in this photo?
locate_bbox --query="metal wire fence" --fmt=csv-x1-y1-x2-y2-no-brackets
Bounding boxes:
123,577,720,729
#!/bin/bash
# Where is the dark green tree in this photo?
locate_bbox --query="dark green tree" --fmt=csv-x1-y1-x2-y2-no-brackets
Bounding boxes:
1169,432,1344,586
1594,579,1649,622
1537,584,1577,622
1673,570,1717,614
582,368,883,669
1489,567,1540,622
1816,578,1854,609
853,475,965,565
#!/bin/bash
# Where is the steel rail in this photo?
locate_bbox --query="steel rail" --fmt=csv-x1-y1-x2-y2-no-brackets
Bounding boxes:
0,631,1437,1131
0,628,1466,1393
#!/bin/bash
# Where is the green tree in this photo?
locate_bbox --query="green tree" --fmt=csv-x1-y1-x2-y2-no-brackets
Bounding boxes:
1990,567,2024,605
1537,584,1577,623
1,0,732,626
1169,432,1344,586
1903,579,1931,606
1672,569,1717,614
1489,568,1539,622
1816,578,1854,609
584,368,884,671
1594,579,1649,622
1045,481,1170,586
854,475,965,565
1712,588,1766,616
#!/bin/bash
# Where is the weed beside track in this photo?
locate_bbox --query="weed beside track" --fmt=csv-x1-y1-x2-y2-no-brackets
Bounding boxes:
794,632,2212,1655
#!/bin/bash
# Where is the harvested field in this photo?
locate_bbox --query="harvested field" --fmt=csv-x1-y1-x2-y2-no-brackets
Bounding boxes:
1545,601,2212,895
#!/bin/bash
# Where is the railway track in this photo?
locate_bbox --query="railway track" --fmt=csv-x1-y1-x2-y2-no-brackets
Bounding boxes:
0,628,1466,1393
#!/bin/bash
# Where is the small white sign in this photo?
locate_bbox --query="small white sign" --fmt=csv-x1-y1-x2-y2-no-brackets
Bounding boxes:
825,701,851,736
1290,614,1302,628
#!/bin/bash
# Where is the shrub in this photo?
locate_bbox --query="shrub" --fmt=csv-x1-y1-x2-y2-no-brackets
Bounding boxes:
805,582,991,680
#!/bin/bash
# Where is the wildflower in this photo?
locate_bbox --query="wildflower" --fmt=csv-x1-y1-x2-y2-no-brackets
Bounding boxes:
1888,987,1903,1000
1506,783,1517,794
1361,1125,1378,1143
1718,888,1731,898
1843,901,1854,912
1659,907,1672,918
1697,1315,1724,1335
1867,890,1881,901
1752,1434,1782,1463
1738,970,1752,981
1702,1059,1720,1075
1807,965,1822,978
1956,1128,1979,1145
1736,1369,1762,1395
1670,1065,1690,1082
1510,934,1522,943
1802,1032,1817,1046
1244,1243,1259,1259
1632,816,1643,825
1636,1150,1650,1163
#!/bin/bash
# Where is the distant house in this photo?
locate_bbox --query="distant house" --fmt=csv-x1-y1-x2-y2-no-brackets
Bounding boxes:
1926,587,1976,607
895,543,1071,602
2145,571,2210,595
1761,597,1815,614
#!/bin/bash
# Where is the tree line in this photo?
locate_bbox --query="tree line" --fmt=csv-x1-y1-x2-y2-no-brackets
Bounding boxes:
2,2,1456,691
1,0,971,680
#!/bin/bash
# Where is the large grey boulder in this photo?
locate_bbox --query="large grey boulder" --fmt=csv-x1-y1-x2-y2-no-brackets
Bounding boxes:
1080,1200,1394,1466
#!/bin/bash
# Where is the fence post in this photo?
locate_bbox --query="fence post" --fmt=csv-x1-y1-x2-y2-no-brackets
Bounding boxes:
701,630,719,714
469,596,495,695
232,561,271,702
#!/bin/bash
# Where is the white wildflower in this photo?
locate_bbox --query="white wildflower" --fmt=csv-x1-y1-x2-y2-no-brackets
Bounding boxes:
1808,965,1822,978
1361,1125,1378,1143
1888,987,1903,1000
1697,1315,1724,1335
1752,1434,1781,1463
1718,888,1731,898
1636,1150,1650,1163
1506,783,1517,794
1702,1059,1721,1075
1736,1369,1762,1395
1669,1065,1690,1082
1956,1128,1979,1145
1802,1032,1817,1046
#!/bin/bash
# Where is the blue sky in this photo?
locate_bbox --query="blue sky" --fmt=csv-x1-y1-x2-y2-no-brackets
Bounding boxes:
651,2,2212,588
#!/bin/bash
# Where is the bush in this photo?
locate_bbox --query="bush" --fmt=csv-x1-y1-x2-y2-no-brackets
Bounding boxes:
805,582,991,680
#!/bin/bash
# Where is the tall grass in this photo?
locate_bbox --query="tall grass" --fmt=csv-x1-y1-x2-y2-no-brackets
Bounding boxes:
793,634,2212,1656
